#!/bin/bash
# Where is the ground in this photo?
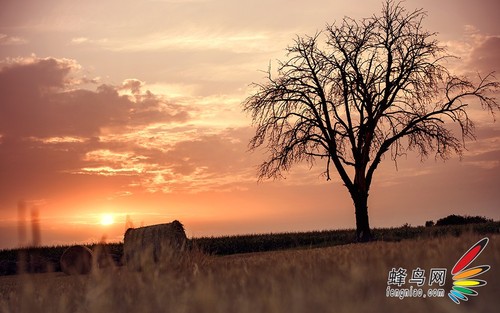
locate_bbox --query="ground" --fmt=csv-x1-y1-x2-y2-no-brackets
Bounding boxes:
0,233,498,313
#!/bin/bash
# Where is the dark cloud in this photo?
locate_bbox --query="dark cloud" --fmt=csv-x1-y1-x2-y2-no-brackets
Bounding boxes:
0,57,189,138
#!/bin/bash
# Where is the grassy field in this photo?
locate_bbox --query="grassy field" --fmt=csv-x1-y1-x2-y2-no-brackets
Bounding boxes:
0,231,498,313
1,222,498,276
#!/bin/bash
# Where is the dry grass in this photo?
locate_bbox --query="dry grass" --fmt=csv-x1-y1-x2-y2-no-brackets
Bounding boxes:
0,233,498,313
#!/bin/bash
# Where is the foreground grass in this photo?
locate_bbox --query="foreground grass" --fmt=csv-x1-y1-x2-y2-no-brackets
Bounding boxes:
0,233,498,313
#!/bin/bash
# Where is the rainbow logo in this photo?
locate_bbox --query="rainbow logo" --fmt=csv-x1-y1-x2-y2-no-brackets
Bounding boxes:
448,237,490,304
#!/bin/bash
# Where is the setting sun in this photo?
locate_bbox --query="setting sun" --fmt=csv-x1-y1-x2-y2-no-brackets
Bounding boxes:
100,214,114,226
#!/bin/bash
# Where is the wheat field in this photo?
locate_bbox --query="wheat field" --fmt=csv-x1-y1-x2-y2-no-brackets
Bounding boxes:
0,233,498,313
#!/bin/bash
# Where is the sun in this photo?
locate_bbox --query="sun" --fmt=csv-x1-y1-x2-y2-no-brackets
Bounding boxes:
100,214,114,226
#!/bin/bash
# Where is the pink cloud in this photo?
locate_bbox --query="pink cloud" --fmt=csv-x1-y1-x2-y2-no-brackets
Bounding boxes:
468,36,500,73
0,56,192,206
0,56,259,213
446,28,500,76
0,56,189,138
0,34,27,46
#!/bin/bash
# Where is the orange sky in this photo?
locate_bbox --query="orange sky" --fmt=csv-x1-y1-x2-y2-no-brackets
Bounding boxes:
0,0,499,249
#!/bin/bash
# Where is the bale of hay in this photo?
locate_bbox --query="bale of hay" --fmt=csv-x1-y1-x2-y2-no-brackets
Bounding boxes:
60,245,93,275
123,220,187,271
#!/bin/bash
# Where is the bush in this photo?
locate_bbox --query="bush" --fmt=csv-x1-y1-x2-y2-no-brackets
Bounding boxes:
435,214,493,226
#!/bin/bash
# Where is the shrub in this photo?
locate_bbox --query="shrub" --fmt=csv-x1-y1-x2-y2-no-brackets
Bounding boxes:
435,214,493,226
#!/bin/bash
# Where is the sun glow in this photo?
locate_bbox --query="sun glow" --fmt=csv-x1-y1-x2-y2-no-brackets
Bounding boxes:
100,214,114,226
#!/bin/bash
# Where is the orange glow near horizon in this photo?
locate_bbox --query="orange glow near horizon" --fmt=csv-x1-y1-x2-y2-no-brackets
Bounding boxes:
0,0,499,250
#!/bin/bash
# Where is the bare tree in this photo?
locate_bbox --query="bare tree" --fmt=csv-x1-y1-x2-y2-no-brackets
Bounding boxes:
243,0,499,241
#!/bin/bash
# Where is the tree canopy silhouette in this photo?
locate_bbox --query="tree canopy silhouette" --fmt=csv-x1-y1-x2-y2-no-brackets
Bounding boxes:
243,0,499,241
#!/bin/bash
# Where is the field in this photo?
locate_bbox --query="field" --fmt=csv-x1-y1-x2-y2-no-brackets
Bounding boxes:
1,222,498,276
0,230,498,313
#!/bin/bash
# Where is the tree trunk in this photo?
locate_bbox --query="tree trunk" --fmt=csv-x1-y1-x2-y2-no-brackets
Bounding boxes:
351,189,372,242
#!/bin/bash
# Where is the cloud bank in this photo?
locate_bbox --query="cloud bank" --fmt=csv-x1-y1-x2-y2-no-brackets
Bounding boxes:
0,56,257,210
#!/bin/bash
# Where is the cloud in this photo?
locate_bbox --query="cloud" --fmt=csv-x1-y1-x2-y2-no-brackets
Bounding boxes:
0,56,193,203
0,33,27,46
120,79,144,95
0,56,189,138
93,30,283,54
468,36,500,73
70,37,109,45
0,55,259,208
75,126,260,193
444,26,500,75
71,37,89,44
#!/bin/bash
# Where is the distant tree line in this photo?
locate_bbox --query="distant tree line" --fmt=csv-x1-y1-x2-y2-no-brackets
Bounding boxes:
425,214,494,227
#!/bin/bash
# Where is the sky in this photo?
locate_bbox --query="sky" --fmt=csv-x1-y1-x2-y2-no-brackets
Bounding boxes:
0,0,499,249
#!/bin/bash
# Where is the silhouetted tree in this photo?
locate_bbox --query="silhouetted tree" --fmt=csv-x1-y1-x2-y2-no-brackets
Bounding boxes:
243,0,499,241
